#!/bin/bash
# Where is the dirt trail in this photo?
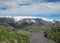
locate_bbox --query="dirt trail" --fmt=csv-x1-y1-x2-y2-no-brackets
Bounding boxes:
30,31,57,43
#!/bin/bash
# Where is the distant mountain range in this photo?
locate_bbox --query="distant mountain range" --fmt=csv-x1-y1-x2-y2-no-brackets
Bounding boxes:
0,17,60,29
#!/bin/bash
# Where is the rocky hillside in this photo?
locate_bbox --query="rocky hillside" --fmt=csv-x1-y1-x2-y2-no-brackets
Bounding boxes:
0,17,60,29
0,17,19,28
17,18,53,28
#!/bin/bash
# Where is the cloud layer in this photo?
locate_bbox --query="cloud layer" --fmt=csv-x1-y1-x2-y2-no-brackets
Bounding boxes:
0,0,60,16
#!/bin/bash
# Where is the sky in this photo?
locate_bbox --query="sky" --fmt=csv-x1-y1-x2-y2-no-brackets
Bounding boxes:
0,0,60,19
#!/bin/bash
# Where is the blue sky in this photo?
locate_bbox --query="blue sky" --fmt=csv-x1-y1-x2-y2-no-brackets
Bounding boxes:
45,0,60,2
0,0,60,19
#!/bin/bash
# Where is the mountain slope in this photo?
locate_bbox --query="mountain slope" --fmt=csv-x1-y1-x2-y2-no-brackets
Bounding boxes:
0,17,19,28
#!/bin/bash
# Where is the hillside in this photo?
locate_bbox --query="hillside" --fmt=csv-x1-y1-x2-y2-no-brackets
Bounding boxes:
0,17,60,43
0,22,30,43
0,17,19,28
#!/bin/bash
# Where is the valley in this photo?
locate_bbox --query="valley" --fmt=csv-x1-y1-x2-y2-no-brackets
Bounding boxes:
0,17,60,43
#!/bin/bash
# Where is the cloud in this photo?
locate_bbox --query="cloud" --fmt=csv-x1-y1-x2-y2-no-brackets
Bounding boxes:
0,0,60,16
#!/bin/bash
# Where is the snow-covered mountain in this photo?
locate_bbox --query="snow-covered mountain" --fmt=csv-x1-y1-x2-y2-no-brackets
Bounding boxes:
0,16,60,29
13,16,54,22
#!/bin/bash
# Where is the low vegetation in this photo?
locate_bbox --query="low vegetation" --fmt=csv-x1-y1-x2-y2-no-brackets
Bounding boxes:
0,25,30,43
24,25,41,32
44,29,60,43
44,21,60,43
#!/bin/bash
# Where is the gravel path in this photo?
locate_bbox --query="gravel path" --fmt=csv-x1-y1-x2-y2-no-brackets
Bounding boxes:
30,31,57,43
